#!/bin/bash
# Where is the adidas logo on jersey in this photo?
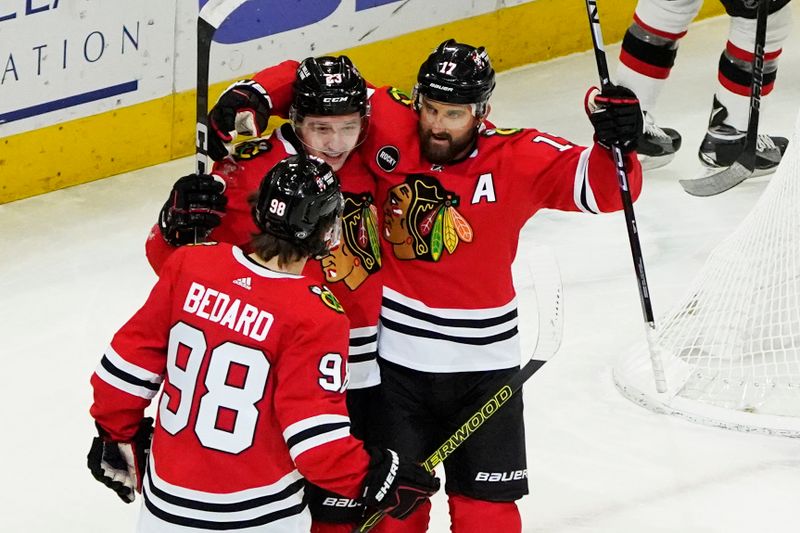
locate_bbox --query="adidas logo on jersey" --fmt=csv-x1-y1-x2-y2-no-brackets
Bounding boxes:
233,277,252,290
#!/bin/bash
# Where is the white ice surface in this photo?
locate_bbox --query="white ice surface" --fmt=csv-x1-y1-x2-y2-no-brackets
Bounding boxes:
1,7,800,533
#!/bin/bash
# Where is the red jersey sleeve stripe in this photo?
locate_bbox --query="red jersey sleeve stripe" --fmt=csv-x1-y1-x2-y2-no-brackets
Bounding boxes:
573,147,600,214
94,347,163,399
283,414,353,461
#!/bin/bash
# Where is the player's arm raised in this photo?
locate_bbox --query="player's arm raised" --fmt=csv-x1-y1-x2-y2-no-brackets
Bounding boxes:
511,86,644,215
204,60,299,160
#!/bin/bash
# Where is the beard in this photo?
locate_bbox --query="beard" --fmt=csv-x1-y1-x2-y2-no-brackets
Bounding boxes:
418,125,476,164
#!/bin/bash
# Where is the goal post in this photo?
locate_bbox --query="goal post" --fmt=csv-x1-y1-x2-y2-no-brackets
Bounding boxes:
613,109,800,438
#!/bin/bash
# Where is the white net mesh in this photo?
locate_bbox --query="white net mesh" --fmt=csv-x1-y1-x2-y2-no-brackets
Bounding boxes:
614,110,800,437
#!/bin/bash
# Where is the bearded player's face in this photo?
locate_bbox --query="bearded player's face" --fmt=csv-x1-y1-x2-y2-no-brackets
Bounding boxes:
417,97,481,164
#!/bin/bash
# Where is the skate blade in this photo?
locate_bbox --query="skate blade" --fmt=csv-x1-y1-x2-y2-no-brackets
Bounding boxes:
638,152,676,171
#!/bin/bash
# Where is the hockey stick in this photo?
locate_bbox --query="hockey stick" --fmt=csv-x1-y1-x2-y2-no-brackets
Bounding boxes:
353,247,564,533
195,0,251,175
583,0,667,393
679,0,768,196
192,0,251,243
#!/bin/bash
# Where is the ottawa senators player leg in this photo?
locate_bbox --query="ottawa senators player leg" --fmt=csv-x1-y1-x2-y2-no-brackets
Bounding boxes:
698,0,792,173
616,0,703,168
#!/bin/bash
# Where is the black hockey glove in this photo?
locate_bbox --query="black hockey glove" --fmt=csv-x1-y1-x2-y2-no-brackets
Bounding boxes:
362,447,440,520
158,174,227,246
585,84,643,153
87,417,154,503
208,80,272,161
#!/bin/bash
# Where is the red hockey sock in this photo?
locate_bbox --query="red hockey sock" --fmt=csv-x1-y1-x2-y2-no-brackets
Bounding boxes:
448,494,521,533
311,522,357,533
371,498,431,533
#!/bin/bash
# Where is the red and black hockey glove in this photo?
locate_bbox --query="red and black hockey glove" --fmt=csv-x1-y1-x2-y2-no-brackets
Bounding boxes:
158,174,227,246
585,84,643,153
362,447,440,520
87,417,154,503
208,80,272,161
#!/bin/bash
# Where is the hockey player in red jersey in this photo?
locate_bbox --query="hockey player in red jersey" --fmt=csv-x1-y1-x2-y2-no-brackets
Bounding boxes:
145,56,387,532
88,155,439,532
616,0,792,170
211,39,644,532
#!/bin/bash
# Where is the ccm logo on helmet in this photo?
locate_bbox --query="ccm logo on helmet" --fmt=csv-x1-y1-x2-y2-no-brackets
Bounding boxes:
475,469,527,482
322,96,349,103
376,146,400,172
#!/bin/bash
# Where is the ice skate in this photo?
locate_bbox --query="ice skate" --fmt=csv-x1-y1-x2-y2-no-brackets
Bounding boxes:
698,96,789,177
637,111,682,170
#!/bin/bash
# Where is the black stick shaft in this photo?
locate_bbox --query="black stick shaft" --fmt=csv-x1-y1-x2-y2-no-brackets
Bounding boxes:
742,0,768,171
584,0,653,325
195,17,215,176
584,0,665,391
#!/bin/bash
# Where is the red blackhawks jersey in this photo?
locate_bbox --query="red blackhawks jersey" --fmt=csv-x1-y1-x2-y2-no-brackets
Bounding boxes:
145,123,382,389
90,243,370,531
253,62,643,374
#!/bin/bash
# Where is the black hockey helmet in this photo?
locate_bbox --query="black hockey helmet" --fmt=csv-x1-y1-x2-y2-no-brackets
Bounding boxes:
414,39,495,117
292,56,369,118
253,155,344,257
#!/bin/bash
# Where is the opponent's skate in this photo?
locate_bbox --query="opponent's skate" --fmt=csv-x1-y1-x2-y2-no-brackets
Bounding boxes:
637,111,682,170
698,96,788,176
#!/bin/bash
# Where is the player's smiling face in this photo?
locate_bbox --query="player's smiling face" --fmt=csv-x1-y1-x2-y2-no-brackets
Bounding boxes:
417,97,481,164
295,112,363,171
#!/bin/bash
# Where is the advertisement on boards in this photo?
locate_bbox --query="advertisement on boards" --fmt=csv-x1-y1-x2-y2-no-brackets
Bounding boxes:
175,0,536,91
0,0,175,136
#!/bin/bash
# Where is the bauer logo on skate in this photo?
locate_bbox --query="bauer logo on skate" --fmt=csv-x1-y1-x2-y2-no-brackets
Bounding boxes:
182,282,275,341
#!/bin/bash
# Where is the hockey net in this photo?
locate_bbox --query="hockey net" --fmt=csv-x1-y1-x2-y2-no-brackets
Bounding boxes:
614,110,800,437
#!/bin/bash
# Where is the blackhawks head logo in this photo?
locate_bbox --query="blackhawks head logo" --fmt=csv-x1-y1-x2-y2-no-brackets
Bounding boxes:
318,192,381,290
383,174,473,262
